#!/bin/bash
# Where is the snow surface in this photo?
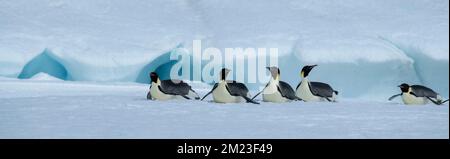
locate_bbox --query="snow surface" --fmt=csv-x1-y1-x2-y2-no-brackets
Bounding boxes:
29,72,62,81
0,79,448,139
0,0,448,100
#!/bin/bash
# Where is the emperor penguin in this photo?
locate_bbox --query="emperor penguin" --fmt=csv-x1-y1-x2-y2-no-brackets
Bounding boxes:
295,65,338,102
201,68,259,104
147,72,200,101
388,83,449,105
251,67,299,103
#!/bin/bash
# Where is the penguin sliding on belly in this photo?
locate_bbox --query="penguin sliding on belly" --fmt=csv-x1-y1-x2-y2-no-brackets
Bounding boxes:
389,83,449,105
295,65,338,102
201,68,259,104
147,72,200,101
251,67,300,103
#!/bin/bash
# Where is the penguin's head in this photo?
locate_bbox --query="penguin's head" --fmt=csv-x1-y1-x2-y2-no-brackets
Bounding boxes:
220,68,231,81
150,72,159,83
301,65,318,78
266,66,280,80
398,83,410,93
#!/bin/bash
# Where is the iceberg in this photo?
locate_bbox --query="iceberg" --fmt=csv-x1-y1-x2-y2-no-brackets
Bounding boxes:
0,0,448,100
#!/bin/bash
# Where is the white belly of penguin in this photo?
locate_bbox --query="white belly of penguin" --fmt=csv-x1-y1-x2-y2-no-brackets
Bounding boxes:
150,85,174,101
402,93,428,105
212,82,242,103
263,82,288,103
296,80,322,102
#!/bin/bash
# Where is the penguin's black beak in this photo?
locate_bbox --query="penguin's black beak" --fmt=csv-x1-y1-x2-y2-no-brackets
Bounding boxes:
266,67,271,70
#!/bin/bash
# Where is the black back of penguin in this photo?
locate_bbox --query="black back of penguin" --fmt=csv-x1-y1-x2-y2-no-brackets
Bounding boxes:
309,82,336,98
225,80,249,97
410,85,438,98
159,79,191,96
278,81,297,100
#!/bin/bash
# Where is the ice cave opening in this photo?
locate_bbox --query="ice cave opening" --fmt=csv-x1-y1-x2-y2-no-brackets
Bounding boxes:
18,49,69,80
136,50,185,84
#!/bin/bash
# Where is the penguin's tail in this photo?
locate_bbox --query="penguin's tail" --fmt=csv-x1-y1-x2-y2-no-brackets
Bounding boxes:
243,96,260,104
333,90,339,95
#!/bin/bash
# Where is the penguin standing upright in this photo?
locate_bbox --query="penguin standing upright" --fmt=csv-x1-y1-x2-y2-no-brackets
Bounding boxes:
147,72,200,101
201,68,259,104
251,67,299,103
295,65,338,102
389,83,449,105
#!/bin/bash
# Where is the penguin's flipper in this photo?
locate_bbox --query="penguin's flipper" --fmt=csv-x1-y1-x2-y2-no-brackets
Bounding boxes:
426,97,442,105
252,83,269,100
251,91,263,100
182,95,191,100
442,99,449,104
324,97,332,102
201,91,212,101
296,82,302,90
189,88,201,100
201,83,218,101
388,94,402,101
242,96,260,104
